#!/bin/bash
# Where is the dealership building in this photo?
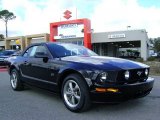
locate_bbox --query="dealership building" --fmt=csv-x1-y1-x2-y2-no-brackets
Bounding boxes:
92,29,151,61
0,18,152,61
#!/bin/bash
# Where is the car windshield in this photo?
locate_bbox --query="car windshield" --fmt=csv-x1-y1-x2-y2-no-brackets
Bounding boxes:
47,43,98,58
0,51,15,56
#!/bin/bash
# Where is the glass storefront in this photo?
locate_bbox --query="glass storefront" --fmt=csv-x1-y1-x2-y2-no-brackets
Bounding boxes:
56,38,83,46
10,45,21,50
92,43,108,56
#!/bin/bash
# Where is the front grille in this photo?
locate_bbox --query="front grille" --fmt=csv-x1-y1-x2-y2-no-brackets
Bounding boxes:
117,68,149,84
107,71,118,82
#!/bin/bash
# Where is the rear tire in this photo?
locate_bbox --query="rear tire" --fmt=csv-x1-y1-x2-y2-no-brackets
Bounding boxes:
61,74,91,112
10,69,24,91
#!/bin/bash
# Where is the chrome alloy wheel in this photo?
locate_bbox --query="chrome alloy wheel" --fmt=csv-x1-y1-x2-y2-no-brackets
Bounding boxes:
63,80,81,108
11,72,17,89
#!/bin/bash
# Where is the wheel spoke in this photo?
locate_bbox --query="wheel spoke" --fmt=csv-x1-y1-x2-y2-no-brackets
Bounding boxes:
69,82,73,91
14,81,16,86
65,91,72,96
13,73,16,80
74,84,79,90
13,79,16,86
74,94,80,100
71,96,76,105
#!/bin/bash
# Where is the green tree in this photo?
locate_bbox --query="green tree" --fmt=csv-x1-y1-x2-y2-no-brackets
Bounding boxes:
0,10,16,37
149,38,154,44
121,51,125,56
154,38,160,52
0,34,4,39
132,50,140,58
126,49,132,56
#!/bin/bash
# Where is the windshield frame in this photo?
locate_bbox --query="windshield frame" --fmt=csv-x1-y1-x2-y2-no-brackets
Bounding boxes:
47,43,98,58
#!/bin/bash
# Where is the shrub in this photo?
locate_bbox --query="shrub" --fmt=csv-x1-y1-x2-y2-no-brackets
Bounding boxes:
136,58,144,62
147,61,160,75
147,56,156,61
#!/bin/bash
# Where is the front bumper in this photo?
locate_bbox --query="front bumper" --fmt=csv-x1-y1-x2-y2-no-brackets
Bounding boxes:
90,77,154,103
0,60,7,66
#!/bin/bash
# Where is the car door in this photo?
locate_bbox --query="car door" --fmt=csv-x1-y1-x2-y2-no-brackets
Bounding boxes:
29,45,52,81
20,44,61,91
26,45,59,89
20,46,35,78
20,45,50,84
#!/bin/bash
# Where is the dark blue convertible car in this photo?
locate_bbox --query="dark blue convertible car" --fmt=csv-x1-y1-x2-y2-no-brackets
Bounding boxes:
6,42,154,112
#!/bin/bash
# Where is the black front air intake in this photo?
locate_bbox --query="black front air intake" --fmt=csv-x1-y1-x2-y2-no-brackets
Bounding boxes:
116,68,149,84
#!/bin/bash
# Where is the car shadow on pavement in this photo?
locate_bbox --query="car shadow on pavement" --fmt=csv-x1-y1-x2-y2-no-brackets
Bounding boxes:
89,98,146,113
23,85,62,101
20,84,149,114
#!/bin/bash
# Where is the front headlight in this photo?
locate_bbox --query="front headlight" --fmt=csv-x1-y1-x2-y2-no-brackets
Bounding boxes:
99,72,107,82
145,69,149,76
124,71,130,80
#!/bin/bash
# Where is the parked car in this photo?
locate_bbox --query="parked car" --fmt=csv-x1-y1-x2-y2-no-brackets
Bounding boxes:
6,42,154,112
0,50,17,66
10,50,22,56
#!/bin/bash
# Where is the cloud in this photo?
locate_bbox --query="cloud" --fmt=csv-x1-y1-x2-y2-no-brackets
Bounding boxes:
91,0,160,38
0,0,77,36
0,0,160,38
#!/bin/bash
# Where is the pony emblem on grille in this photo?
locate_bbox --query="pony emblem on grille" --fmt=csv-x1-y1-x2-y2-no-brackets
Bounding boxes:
137,71,142,76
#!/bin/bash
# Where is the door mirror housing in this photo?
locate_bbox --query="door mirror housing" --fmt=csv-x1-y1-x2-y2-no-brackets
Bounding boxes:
35,52,49,63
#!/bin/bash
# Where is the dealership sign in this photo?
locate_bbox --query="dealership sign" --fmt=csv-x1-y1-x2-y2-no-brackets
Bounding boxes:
63,10,72,19
60,24,78,29
54,23,84,39
108,34,125,39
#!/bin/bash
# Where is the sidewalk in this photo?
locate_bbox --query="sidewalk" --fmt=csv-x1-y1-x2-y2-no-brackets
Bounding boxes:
0,66,7,72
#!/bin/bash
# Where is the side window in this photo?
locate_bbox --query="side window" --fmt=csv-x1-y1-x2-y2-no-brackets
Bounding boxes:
29,46,38,57
23,45,49,58
35,46,48,56
23,47,33,57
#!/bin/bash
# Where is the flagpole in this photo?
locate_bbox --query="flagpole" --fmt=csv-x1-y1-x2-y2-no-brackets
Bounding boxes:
76,7,77,19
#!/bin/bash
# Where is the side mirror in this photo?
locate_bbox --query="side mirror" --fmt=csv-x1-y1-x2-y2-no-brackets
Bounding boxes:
35,52,49,63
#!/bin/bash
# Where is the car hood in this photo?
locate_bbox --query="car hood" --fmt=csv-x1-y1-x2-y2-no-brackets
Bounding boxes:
61,56,149,70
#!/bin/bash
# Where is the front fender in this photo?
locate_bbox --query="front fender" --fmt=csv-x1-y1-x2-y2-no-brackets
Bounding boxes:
57,68,95,88
9,62,20,75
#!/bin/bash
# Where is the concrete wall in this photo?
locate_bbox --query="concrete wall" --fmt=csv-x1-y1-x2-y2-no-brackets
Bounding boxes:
91,29,150,61
0,41,5,47
91,29,148,43
3,33,50,50
25,33,49,47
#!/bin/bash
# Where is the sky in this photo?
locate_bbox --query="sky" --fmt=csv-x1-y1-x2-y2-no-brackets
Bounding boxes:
0,0,160,38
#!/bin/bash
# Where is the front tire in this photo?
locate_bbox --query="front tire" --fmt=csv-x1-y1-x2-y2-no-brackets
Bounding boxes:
10,69,24,91
61,74,91,112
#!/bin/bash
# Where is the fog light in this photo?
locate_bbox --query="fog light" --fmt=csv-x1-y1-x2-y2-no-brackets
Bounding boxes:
100,72,107,82
124,71,130,80
145,69,149,76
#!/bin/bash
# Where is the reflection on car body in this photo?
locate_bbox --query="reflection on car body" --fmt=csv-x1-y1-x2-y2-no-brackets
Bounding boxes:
6,42,154,112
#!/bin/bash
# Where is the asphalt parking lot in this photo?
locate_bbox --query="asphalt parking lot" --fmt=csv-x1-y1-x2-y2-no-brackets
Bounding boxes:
0,71,160,120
